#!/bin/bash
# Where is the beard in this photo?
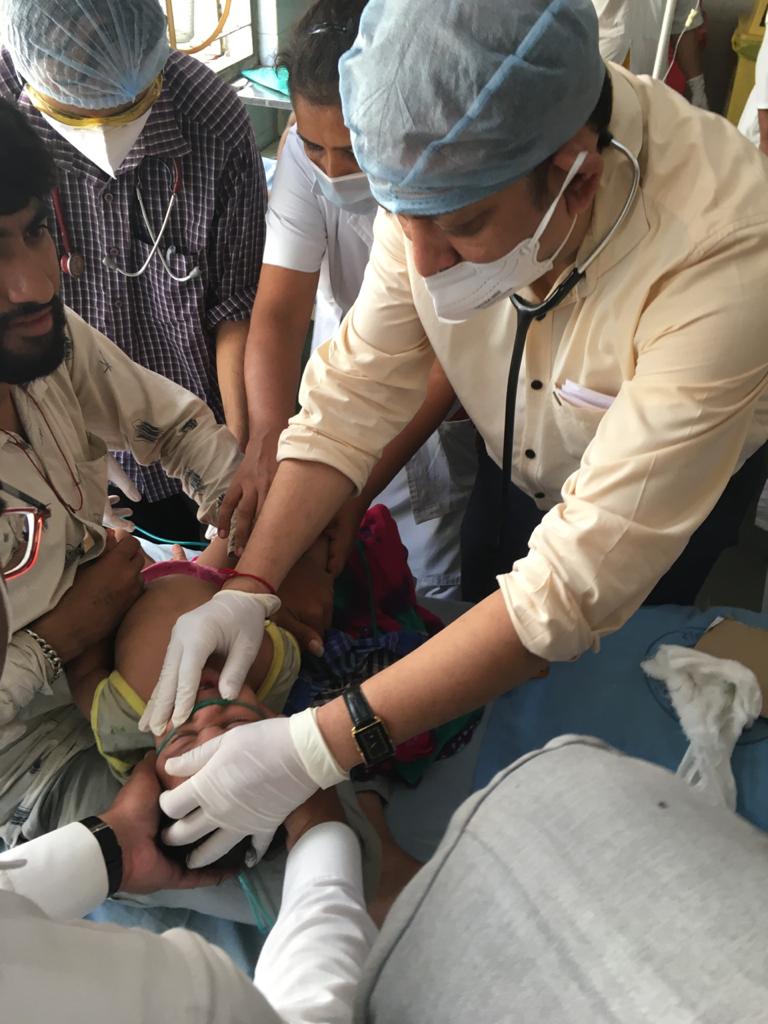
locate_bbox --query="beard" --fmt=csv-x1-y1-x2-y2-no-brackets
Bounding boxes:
0,296,67,385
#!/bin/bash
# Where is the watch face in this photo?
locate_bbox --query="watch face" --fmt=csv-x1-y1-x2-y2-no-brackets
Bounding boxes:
357,721,396,765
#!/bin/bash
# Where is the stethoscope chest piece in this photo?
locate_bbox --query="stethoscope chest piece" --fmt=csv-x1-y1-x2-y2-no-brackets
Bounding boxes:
60,251,85,279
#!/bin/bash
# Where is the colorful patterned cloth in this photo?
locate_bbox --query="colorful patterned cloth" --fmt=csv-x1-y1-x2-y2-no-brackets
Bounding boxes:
287,505,481,785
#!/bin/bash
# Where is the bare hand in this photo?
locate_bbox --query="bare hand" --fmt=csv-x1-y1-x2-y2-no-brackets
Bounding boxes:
325,497,366,578
217,434,282,555
100,753,231,893
33,534,145,662
274,546,334,655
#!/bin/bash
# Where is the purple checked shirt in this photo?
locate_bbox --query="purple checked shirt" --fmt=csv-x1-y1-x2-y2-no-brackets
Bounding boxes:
0,49,266,502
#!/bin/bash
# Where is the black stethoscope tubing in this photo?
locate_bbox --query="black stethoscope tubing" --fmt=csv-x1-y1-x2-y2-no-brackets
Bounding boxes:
498,136,641,555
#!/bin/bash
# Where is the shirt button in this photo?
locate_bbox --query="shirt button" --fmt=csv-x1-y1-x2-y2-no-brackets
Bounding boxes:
113,299,122,309
108,247,118,257
531,380,543,390
104,193,113,203
534,491,545,499
525,449,536,460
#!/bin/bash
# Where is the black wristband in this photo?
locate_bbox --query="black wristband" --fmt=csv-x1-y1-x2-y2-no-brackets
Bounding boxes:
79,816,123,896
343,684,395,767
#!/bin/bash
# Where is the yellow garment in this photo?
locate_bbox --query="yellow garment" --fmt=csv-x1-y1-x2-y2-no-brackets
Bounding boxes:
91,622,301,779
25,74,162,129
279,65,768,664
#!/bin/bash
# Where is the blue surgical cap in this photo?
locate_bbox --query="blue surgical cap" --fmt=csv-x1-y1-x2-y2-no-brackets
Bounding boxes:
3,0,170,110
339,0,605,215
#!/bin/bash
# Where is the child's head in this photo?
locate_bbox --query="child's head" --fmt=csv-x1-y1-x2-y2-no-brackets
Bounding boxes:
153,669,272,789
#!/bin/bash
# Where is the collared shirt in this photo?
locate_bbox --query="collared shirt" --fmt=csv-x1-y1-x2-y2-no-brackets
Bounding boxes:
0,49,266,502
264,125,375,322
264,126,477,597
0,821,374,1024
0,308,241,842
279,65,768,663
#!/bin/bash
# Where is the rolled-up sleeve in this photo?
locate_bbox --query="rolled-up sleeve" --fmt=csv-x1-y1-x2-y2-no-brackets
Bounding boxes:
66,310,242,524
500,227,768,662
277,210,434,492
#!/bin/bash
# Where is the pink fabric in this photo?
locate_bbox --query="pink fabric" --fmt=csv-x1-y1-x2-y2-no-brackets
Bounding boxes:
142,559,230,587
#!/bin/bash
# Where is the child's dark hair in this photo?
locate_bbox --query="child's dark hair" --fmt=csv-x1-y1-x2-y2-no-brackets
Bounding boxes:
0,98,56,215
276,0,367,107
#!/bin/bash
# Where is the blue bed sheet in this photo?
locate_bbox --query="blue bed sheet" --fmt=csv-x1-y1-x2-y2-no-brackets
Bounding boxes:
474,605,768,831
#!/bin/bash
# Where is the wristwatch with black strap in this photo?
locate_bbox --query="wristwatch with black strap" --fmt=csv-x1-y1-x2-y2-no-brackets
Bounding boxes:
342,683,395,766
79,816,123,896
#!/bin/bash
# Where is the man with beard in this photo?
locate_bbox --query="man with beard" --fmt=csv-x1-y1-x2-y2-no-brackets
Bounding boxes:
0,96,243,848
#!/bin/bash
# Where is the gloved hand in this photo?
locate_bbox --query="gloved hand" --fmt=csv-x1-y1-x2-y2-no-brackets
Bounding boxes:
159,708,347,865
106,453,142,502
138,589,281,736
103,493,135,532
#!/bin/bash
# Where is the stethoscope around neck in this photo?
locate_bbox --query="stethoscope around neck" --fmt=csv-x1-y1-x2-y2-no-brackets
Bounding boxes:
498,136,641,553
50,157,201,284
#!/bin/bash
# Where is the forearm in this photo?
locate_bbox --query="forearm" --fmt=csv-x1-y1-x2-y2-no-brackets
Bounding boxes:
244,296,314,443
30,604,94,665
215,320,250,449
317,592,547,770
231,460,354,590
255,822,376,1024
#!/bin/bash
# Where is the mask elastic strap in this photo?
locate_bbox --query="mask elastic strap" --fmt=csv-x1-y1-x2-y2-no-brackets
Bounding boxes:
532,149,588,246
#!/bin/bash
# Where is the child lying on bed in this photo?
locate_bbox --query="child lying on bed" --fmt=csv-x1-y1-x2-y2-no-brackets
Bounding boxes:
68,537,419,925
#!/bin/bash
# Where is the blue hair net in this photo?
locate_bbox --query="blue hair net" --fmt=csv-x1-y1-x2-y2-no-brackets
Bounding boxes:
339,0,605,215
3,0,170,110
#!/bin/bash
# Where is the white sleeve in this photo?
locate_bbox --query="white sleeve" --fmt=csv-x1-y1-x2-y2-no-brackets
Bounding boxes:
255,822,378,1024
592,0,631,64
1,888,279,1024
756,32,768,110
0,822,107,920
263,129,329,274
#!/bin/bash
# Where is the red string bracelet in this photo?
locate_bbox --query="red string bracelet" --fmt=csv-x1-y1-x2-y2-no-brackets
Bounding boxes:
219,568,277,596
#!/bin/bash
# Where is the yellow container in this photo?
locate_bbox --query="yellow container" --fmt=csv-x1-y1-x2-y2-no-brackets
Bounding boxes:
726,16,764,125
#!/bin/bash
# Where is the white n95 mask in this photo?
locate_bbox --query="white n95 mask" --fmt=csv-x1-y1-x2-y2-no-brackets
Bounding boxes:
311,163,377,212
424,151,588,323
38,109,151,178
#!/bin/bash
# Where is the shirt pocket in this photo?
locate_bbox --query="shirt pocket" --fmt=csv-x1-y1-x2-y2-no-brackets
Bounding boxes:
551,397,609,462
127,241,207,327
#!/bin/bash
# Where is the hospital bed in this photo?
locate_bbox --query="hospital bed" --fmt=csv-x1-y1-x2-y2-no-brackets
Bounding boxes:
89,584,768,972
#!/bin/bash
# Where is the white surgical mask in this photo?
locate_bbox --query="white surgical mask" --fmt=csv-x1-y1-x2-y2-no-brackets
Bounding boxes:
311,163,377,212
39,109,151,178
424,151,588,323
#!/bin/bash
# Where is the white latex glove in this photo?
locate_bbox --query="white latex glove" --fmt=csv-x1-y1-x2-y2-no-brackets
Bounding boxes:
106,453,142,502
103,493,135,532
139,589,281,736
159,708,347,865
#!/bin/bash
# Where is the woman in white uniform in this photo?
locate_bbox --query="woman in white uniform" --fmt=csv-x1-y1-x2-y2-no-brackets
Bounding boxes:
222,0,476,599
739,28,768,155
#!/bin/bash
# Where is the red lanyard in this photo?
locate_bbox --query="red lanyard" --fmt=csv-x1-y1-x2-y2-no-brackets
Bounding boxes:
3,391,84,514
